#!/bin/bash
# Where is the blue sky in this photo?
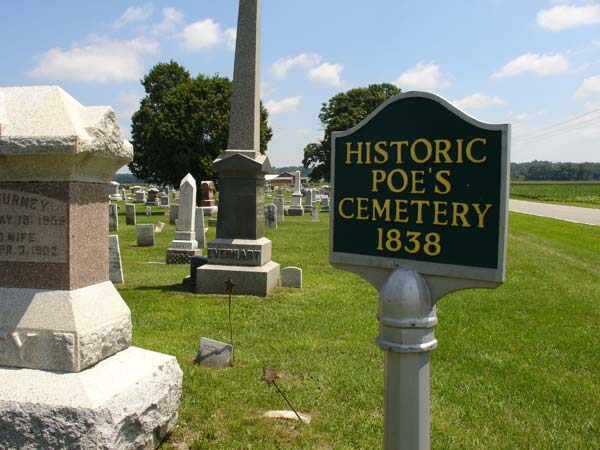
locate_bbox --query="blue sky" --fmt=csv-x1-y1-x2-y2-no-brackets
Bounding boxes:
2,0,600,168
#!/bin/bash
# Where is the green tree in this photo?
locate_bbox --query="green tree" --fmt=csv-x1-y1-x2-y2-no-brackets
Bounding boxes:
302,83,400,181
129,61,272,187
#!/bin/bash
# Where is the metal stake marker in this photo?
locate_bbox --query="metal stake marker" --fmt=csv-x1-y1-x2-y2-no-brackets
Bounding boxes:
375,267,437,450
225,277,236,365
261,367,306,424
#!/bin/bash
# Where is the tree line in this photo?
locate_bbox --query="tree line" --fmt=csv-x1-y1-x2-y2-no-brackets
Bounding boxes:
511,161,600,181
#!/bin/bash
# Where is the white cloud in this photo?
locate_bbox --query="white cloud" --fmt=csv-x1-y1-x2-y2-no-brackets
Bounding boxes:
453,92,506,110
153,7,184,35
114,4,154,28
178,19,235,51
575,74,600,97
308,63,343,86
394,62,449,90
537,4,600,31
492,52,570,78
27,36,159,83
265,96,301,114
225,28,237,51
271,53,321,78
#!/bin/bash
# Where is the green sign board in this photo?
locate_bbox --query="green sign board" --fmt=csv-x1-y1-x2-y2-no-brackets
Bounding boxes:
330,92,510,283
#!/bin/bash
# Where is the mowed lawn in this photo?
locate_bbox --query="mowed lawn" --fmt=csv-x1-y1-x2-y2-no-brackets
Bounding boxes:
511,181,600,209
113,204,600,449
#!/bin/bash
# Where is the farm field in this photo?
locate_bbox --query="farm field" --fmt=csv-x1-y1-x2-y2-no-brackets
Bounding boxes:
510,181,600,208
113,204,600,449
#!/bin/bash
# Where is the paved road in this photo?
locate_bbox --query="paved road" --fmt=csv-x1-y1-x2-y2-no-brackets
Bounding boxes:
509,199,600,226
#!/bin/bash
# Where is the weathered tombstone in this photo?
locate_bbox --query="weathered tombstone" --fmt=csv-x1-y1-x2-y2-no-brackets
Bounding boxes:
195,337,233,368
147,187,160,205
0,85,181,449
195,206,206,249
134,190,146,203
274,188,285,223
136,224,155,247
166,174,201,264
121,187,128,202
321,196,330,212
169,204,179,225
108,203,119,232
288,170,304,216
265,203,277,229
330,91,509,449
160,195,170,208
304,189,313,213
109,181,122,201
108,235,124,284
281,266,302,288
196,0,280,296
145,206,152,216
125,203,136,225
311,205,319,222
154,221,166,233
200,180,216,206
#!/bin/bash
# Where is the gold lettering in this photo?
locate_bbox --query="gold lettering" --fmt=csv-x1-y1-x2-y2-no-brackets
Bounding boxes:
356,198,370,220
338,197,355,219
371,170,386,192
466,138,487,163
451,202,470,227
394,199,409,223
410,138,433,163
391,141,409,164
374,141,389,164
345,142,363,164
411,170,426,194
433,201,448,226
472,203,493,228
434,139,453,163
372,199,391,222
410,200,430,224
387,168,409,193
434,170,452,194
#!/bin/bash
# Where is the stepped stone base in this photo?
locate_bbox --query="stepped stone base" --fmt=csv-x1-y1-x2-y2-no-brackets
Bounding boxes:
0,347,182,450
287,207,304,216
166,248,202,265
195,261,280,297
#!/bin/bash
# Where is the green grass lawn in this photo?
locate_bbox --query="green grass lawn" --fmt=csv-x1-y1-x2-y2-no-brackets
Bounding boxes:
510,181,600,208
113,203,600,449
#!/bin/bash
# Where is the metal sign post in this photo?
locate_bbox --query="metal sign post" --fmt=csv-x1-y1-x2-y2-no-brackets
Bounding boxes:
330,91,510,450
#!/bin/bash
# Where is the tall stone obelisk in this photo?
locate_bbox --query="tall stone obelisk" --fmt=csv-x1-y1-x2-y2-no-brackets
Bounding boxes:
196,0,280,296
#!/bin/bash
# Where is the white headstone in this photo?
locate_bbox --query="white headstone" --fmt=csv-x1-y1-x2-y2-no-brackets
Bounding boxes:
136,224,155,247
125,203,136,225
195,207,206,249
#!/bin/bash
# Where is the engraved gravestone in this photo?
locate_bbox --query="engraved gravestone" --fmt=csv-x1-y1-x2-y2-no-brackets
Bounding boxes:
195,0,280,296
109,235,124,284
169,204,179,225
136,224,155,247
0,85,182,449
108,203,118,232
125,203,136,225
195,206,206,249
274,188,284,222
305,189,313,213
288,170,304,216
167,174,201,264
265,203,277,229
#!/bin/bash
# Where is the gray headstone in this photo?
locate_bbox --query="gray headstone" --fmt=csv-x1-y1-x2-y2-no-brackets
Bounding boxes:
195,337,233,369
160,196,170,208
305,189,313,211
173,174,197,244
273,196,284,223
169,204,179,225
154,221,166,233
265,203,277,229
108,203,118,232
145,206,152,216
125,203,136,225
195,207,206,249
311,206,319,222
108,235,124,284
321,196,330,212
136,224,155,247
134,191,146,203
281,266,302,288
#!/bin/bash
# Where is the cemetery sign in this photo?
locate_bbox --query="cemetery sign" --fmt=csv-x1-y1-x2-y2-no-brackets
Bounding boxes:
331,91,509,284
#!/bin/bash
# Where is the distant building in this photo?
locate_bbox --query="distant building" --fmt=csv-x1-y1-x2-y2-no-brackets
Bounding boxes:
265,171,295,185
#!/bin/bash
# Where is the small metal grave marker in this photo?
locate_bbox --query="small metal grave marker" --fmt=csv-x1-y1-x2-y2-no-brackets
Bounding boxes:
261,367,306,424
330,91,509,449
